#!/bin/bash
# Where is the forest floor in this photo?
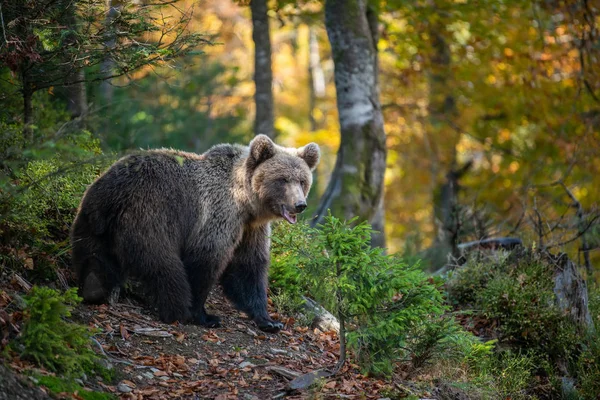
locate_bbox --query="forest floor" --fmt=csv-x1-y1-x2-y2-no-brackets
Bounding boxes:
2,282,420,400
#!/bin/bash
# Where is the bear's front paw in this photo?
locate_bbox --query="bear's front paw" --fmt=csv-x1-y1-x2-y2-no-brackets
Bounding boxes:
193,312,221,328
255,317,284,333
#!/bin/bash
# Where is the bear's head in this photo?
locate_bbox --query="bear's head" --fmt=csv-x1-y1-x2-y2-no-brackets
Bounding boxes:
247,134,320,224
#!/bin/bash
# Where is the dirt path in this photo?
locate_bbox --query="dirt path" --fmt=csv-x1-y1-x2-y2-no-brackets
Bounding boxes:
74,289,391,399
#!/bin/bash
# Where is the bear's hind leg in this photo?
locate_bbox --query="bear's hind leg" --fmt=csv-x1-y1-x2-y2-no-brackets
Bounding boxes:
79,256,121,303
72,234,122,304
132,254,192,324
184,259,221,328
220,226,283,333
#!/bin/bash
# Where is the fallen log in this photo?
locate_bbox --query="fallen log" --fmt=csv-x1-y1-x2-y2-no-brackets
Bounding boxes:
457,237,523,251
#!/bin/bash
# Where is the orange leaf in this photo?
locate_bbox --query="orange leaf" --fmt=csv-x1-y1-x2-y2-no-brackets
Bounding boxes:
119,324,130,340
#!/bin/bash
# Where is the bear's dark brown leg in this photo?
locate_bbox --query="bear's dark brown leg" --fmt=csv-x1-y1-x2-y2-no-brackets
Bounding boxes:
128,254,192,324
112,227,193,324
220,226,283,333
72,229,122,304
183,252,222,328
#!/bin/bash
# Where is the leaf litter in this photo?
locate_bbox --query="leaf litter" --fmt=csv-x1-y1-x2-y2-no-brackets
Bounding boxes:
1,286,394,399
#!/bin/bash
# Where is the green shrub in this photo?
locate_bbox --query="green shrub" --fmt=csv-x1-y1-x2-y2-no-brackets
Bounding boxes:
445,252,510,306
447,252,580,362
446,250,600,398
0,129,110,281
2,130,105,240
576,331,600,399
575,285,600,399
491,351,537,400
15,286,101,376
272,213,447,376
270,221,314,304
408,316,480,373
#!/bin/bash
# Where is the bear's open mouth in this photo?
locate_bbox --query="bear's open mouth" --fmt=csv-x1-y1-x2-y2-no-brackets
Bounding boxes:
280,205,297,224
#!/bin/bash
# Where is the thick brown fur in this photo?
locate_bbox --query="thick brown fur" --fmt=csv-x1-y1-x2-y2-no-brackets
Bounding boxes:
71,135,320,333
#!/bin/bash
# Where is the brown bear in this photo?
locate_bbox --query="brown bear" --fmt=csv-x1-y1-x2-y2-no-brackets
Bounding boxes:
70,135,320,333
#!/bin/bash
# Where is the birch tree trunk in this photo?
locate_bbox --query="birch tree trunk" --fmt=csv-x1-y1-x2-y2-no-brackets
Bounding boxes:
250,0,274,139
314,0,387,248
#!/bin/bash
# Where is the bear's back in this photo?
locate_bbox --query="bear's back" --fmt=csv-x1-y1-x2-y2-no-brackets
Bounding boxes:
79,145,248,238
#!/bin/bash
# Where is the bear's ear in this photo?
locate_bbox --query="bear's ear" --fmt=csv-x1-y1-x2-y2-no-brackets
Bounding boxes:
297,143,320,171
249,134,276,166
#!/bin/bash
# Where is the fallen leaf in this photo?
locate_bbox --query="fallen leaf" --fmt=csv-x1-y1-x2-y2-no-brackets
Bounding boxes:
175,332,186,343
324,380,336,389
121,379,136,388
23,258,34,270
120,323,130,340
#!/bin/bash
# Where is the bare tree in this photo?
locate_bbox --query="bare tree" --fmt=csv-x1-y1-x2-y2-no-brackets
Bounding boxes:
314,0,387,248
250,0,274,138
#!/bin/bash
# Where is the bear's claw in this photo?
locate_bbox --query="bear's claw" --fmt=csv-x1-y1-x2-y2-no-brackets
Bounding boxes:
256,319,284,333
193,313,221,328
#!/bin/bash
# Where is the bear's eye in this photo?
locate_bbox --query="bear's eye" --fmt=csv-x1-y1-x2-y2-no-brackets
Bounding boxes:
300,180,306,187
279,178,289,184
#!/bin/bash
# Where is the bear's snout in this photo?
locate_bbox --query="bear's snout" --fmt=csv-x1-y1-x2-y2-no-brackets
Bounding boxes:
294,201,307,213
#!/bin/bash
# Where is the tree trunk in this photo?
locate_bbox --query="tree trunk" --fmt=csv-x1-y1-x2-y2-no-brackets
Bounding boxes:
250,0,274,139
551,252,594,331
314,0,387,248
63,0,88,127
428,15,461,256
307,27,324,196
308,27,325,132
65,69,88,125
100,0,120,105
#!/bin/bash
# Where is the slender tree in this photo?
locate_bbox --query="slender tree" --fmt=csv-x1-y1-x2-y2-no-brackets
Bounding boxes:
314,0,387,248
427,13,463,258
99,0,122,105
63,0,88,126
250,0,274,139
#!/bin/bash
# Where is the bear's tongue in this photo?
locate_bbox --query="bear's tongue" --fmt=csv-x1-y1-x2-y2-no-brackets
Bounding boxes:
281,207,297,224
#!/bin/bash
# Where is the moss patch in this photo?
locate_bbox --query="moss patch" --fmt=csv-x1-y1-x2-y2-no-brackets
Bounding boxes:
36,375,116,400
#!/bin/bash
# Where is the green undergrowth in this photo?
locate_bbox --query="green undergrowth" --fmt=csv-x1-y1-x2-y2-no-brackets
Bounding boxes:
12,286,109,380
270,219,600,398
446,250,600,399
0,112,111,283
271,215,474,377
34,374,116,400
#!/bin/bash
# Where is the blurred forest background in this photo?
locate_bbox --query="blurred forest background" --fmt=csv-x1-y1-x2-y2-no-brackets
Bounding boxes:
1,0,599,268
1,0,600,398
2,0,599,272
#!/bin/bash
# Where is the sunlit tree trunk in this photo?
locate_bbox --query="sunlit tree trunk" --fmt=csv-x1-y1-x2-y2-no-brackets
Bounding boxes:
314,0,387,248
308,27,325,195
308,27,325,132
250,0,274,139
